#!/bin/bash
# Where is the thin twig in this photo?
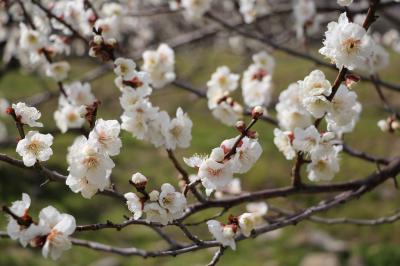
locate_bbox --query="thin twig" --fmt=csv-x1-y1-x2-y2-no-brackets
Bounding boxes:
207,246,226,266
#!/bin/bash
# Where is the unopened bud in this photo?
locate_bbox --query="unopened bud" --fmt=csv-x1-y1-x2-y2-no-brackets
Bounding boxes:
345,74,360,88
235,120,246,132
130,172,147,189
392,120,400,130
93,35,103,45
251,106,264,119
6,107,14,115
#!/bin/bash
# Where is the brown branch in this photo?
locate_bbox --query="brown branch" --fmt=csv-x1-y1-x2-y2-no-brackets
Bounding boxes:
207,246,226,266
31,0,88,44
342,143,390,165
69,158,399,258
150,226,183,249
175,222,205,245
371,74,400,119
269,205,400,226
181,157,400,220
291,153,304,187
0,153,125,202
166,149,205,202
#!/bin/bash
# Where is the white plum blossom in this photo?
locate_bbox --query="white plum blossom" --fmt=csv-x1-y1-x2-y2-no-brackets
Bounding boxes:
215,178,242,198
6,193,35,247
358,40,389,74
115,70,151,92
181,0,213,21
16,131,54,167
238,213,257,237
337,0,353,6
93,16,120,40
89,119,122,156
207,66,239,99
124,192,143,220
19,23,45,51
46,61,71,81
184,153,208,168
276,83,312,131
242,52,274,107
12,102,43,127
142,44,175,88
61,81,95,107
207,220,236,250
326,84,361,133
239,0,270,24
244,202,268,226
246,202,268,217
121,100,159,140
54,104,86,133
36,206,76,260
163,108,193,150
307,145,341,181
0,98,9,116
292,125,321,153
119,82,152,109
211,101,243,126
159,183,187,221
66,136,115,199
146,111,170,148
299,70,332,118
114,57,136,81
220,136,262,174
319,13,373,70
143,202,169,225
206,66,243,126
273,128,296,160
197,147,234,195
293,0,320,40
149,190,160,201
252,51,275,74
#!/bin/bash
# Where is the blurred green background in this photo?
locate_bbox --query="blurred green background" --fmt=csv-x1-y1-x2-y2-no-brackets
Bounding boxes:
0,45,400,266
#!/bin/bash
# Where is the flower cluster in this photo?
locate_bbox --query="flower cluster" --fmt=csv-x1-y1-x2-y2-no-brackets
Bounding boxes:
276,70,361,134
206,66,243,126
19,22,71,81
54,81,96,133
66,119,121,199
293,0,321,41
124,173,187,225
8,103,54,167
205,51,274,126
207,202,268,249
115,57,193,150
142,44,176,89
238,0,270,24
181,0,213,21
5,194,76,260
185,128,262,195
377,117,400,133
319,12,373,70
274,68,362,181
275,125,342,181
242,51,274,108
